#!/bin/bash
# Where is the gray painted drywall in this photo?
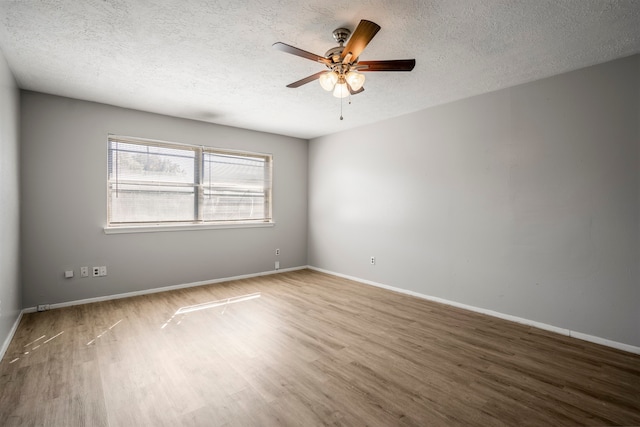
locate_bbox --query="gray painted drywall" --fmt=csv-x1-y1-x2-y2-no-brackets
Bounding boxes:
20,92,308,307
0,49,21,349
309,54,640,347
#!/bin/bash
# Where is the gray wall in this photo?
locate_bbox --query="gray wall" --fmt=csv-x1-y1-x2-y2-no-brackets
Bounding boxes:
309,55,640,347
20,92,308,307
0,49,21,349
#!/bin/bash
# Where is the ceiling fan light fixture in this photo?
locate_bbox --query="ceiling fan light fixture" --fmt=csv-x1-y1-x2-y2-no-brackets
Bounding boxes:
333,81,349,98
319,71,338,91
345,71,365,91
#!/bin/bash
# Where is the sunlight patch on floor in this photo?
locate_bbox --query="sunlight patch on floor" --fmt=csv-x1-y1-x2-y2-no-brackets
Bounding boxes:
161,292,262,329
10,331,65,363
87,319,123,346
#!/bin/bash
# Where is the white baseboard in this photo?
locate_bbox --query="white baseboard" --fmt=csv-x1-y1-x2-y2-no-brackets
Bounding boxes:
308,266,640,355
23,265,307,314
0,310,24,362
17,264,640,356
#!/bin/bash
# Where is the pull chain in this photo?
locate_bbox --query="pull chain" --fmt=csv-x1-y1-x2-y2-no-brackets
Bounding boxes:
339,93,353,120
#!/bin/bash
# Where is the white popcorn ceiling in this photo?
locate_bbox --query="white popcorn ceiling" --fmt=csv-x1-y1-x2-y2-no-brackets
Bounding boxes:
0,0,639,139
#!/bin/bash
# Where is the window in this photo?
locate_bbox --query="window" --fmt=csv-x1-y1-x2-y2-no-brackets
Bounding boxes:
107,135,272,230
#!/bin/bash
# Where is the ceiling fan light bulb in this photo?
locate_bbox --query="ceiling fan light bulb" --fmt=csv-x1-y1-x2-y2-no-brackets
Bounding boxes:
319,71,338,91
346,71,365,91
333,82,349,98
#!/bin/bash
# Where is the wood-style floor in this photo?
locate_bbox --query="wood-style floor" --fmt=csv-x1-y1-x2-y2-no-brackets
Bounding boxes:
1,269,639,426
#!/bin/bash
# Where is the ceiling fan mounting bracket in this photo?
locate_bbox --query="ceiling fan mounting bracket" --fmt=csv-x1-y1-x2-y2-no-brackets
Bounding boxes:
332,28,351,45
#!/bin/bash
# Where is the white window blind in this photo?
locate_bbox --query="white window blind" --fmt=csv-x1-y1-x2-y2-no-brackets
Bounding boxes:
107,135,272,227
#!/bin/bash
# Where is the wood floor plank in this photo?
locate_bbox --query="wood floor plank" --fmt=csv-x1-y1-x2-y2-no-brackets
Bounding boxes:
1,269,639,426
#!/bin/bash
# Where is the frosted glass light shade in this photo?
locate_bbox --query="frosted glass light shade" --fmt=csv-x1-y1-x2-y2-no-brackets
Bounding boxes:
345,71,365,91
319,71,338,91
333,82,349,98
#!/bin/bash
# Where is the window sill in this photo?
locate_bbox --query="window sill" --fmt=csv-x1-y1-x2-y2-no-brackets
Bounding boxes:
104,221,275,234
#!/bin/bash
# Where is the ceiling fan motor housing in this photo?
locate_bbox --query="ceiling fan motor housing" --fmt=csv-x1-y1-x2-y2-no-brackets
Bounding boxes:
325,46,344,63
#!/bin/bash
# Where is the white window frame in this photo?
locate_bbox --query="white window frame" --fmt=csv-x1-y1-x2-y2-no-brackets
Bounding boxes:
104,135,273,234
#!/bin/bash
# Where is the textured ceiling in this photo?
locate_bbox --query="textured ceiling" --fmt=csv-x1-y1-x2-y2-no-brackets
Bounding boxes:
0,0,639,139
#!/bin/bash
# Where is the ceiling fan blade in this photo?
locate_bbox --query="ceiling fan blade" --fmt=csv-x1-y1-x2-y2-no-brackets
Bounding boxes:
273,42,330,65
286,71,327,88
340,20,381,63
357,59,416,72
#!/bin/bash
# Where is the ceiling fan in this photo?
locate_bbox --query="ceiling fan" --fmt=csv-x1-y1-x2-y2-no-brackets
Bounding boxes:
273,19,415,99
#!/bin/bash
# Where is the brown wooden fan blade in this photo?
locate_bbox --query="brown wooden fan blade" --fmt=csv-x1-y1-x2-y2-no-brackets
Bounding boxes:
273,42,330,65
286,71,327,88
357,59,416,72
340,20,381,63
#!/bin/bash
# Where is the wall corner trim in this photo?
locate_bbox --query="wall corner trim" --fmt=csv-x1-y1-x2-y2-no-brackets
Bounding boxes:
307,266,640,355
0,311,24,362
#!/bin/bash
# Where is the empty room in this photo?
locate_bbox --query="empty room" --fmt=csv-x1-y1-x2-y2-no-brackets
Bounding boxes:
1,1,639,425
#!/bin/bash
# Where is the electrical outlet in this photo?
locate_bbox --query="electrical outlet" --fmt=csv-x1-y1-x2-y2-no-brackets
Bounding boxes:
92,267,100,277
80,267,89,277
275,248,280,256
370,256,376,265
99,266,107,277
37,304,50,312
